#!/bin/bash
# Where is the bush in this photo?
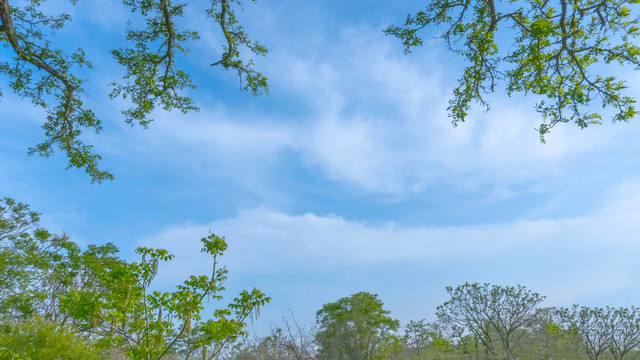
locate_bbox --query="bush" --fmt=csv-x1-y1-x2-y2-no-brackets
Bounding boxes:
0,317,103,360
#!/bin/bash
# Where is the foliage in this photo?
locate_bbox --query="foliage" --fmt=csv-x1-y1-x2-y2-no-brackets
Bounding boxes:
0,196,39,239
0,197,78,321
7,197,640,360
0,0,268,182
403,319,452,357
220,286,640,360
555,305,640,360
516,307,584,360
0,317,104,360
386,0,640,140
315,291,400,360
0,196,270,360
219,313,317,360
436,282,545,360
610,306,640,360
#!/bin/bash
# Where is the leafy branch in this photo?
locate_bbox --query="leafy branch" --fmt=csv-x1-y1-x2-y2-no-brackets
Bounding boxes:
0,0,109,182
386,0,640,140
1,0,268,182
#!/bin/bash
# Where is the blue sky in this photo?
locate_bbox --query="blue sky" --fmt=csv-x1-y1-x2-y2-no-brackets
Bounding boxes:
2,0,640,333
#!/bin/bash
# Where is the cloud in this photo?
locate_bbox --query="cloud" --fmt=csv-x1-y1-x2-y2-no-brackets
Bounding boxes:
5,0,640,201
92,20,640,199
137,178,640,306
138,207,549,276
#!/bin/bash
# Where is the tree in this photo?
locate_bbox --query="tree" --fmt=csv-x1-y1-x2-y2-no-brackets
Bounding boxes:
223,314,317,360
0,0,268,182
0,196,270,360
386,0,640,140
315,291,399,360
402,319,452,359
558,305,615,360
403,319,452,357
610,307,640,360
277,312,317,360
403,319,433,356
0,196,78,322
436,283,545,360
522,307,585,360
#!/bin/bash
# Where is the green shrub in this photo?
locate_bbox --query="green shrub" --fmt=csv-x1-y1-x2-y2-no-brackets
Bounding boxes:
0,317,103,360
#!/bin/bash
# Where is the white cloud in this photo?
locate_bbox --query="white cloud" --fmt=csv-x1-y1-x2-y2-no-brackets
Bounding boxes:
137,178,640,306
5,0,640,201
97,21,640,198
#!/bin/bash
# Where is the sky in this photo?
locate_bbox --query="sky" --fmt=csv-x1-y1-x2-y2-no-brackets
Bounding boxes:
2,0,640,334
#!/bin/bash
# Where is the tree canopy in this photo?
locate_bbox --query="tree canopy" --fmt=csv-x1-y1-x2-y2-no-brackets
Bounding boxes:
3,0,639,183
0,0,268,182
225,286,640,360
386,0,640,140
315,291,399,360
436,282,545,360
0,196,270,360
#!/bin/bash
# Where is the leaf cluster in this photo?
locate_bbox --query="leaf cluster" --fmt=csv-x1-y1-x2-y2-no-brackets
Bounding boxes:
315,291,400,360
0,0,268,181
386,0,640,140
0,197,270,360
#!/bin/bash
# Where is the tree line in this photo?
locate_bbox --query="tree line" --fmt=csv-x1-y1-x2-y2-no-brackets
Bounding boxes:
2,196,640,360
228,286,640,360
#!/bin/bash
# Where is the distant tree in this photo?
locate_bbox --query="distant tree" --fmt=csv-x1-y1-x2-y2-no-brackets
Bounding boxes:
0,0,268,182
610,307,640,360
514,307,584,360
557,305,615,360
436,283,545,360
403,319,432,355
0,196,76,322
386,0,640,140
375,333,405,360
221,312,316,360
315,291,399,360
403,319,451,358
221,331,289,360
278,312,317,360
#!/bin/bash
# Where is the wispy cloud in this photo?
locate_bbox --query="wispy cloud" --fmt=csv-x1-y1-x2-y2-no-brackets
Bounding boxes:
101,22,640,199
130,178,640,330
137,178,640,298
